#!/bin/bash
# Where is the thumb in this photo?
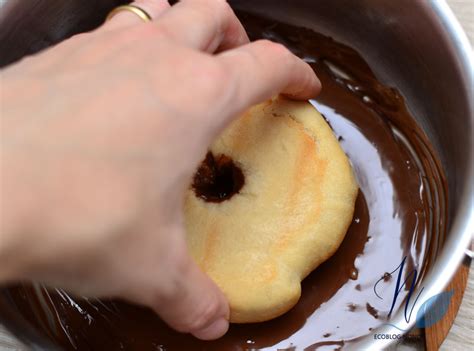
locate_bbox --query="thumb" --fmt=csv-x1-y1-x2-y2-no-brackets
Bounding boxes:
152,250,230,340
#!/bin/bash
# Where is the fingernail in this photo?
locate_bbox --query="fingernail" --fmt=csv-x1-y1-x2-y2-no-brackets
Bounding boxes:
192,318,229,340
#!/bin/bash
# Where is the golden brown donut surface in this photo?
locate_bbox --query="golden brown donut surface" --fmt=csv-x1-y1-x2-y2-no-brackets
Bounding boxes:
185,97,358,323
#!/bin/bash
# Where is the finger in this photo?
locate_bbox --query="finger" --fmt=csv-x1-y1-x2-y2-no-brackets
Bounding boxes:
153,0,249,52
104,0,170,30
152,250,230,340
218,39,321,108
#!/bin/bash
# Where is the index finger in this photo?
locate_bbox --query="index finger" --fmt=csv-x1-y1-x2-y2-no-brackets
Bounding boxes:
218,40,321,109
154,0,249,53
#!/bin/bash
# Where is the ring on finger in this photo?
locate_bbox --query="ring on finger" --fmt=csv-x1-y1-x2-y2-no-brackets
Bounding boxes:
106,4,153,23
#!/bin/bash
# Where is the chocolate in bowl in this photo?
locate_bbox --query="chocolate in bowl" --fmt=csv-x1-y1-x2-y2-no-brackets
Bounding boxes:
0,10,449,350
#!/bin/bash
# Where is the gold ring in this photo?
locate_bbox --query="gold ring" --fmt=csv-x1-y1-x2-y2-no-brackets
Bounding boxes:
106,5,152,23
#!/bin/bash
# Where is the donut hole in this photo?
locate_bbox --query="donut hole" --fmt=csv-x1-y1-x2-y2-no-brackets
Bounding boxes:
192,152,244,203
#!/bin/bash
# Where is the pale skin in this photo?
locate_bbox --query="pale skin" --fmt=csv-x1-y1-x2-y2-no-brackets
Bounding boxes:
0,0,320,340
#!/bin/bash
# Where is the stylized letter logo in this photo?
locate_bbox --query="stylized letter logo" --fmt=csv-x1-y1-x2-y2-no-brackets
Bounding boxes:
374,256,453,332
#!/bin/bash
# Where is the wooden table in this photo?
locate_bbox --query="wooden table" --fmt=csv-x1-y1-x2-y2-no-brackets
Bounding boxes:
1,1,472,350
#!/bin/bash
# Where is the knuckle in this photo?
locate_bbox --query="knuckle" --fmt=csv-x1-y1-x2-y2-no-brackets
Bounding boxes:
213,0,234,15
107,23,167,48
257,39,290,57
193,0,228,9
138,23,159,36
184,298,221,332
187,0,233,26
150,246,191,303
68,32,89,43
134,22,167,39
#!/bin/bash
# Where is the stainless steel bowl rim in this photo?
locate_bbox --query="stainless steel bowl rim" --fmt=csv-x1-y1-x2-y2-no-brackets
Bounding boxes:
357,1,474,349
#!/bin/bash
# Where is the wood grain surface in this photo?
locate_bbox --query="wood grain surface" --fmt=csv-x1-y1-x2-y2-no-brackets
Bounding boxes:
441,262,474,351
445,0,474,43
427,257,471,350
0,1,472,350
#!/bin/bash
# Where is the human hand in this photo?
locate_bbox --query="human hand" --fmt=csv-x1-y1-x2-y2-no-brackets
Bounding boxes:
0,0,320,340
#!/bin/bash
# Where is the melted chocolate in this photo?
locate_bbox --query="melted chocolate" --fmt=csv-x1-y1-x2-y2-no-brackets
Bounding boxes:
0,11,447,350
192,152,245,203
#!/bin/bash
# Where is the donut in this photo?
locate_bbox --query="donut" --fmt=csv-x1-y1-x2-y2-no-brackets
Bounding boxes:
184,96,358,323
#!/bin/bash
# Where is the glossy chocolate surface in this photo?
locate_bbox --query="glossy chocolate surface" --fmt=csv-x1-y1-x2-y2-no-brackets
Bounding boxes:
0,11,447,350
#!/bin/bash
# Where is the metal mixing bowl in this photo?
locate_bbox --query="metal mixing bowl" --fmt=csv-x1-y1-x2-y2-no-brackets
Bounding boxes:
231,1,473,349
0,0,472,349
